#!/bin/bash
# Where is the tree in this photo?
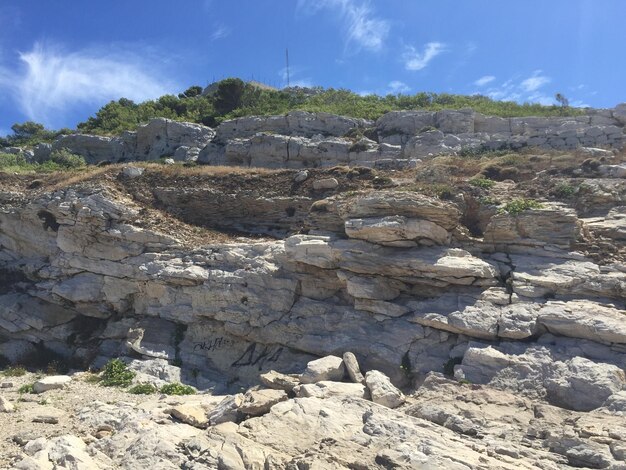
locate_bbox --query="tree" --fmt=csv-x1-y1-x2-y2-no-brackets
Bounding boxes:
178,85,203,99
555,93,569,108
10,121,46,139
213,78,246,115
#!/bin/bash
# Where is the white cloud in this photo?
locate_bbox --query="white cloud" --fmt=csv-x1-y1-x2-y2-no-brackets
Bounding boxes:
210,25,230,41
278,65,313,88
481,71,554,105
474,75,495,87
298,0,390,53
402,42,446,71
387,80,410,94
520,70,551,92
0,42,176,127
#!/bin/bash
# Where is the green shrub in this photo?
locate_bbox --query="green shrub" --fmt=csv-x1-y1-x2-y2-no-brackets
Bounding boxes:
469,177,495,189
553,182,576,199
128,383,157,395
100,359,136,387
499,199,543,216
3,365,27,377
47,149,86,169
18,383,34,394
159,383,196,395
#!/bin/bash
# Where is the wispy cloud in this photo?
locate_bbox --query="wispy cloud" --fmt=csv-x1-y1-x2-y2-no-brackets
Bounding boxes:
298,0,390,53
402,42,446,71
278,65,313,88
520,70,551,92
0,42,177,128
474,75,495,87
387,80,410,94
210,25,230,41
480,71,555,105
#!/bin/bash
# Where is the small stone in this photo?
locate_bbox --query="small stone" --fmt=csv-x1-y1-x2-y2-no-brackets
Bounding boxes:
365,370,406,409
33,375,72,394
163,158,176,165
33,415,59,424
0,396,14,412
301,356,346,384
294,170,309,183
343,352,365,384
312,178,339,190
94,430,112,439
1,382,14,388
169,404,209,429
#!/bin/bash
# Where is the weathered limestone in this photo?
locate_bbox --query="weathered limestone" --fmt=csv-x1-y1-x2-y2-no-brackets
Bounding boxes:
300,356,345,384
365,370,405,408
32,376,72,394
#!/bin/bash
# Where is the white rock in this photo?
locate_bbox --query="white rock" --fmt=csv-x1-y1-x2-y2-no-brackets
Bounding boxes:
293,170,309,182
313,178,339,190
121,166,144,178
33,376,72,394
0,396,14,412
300,355,345,384
294,381,368,399
365,370,406,408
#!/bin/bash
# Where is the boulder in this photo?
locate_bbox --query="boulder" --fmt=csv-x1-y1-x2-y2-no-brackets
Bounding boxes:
33,376,72,394
169,404,208,428
0,396,14,412
259,370,301,392
300,356,346,384
365,370,406,408
343,352,365,384
239,389,288,416
294,381,368,399
207,394,244,425
312,178,339,190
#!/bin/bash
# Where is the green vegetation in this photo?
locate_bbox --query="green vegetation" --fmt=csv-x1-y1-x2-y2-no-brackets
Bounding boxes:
499,199,543,215
100,358,136,387
69,79,585,136
0,121,72,147
18,383,34,394
0,149,86,174
2,365,27,377
469,177,496,189
159,383,196,395
128,383,158,395
553,182,577,199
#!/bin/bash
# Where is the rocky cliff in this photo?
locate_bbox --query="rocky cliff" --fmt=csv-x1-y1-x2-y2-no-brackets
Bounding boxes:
1,108,626,468
16,104,626,170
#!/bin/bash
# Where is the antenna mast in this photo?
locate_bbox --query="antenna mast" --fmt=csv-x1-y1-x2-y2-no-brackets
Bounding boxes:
285,48,290,88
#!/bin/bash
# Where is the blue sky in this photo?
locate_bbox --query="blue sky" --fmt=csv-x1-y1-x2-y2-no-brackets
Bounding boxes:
1,0,625,136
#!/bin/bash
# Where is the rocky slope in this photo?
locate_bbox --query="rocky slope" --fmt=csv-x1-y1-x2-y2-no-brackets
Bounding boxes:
0,106,625,468
11,104,626,169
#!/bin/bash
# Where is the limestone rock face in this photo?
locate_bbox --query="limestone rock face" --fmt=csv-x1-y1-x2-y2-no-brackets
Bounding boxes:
215,110,372,142
135,118,215,161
